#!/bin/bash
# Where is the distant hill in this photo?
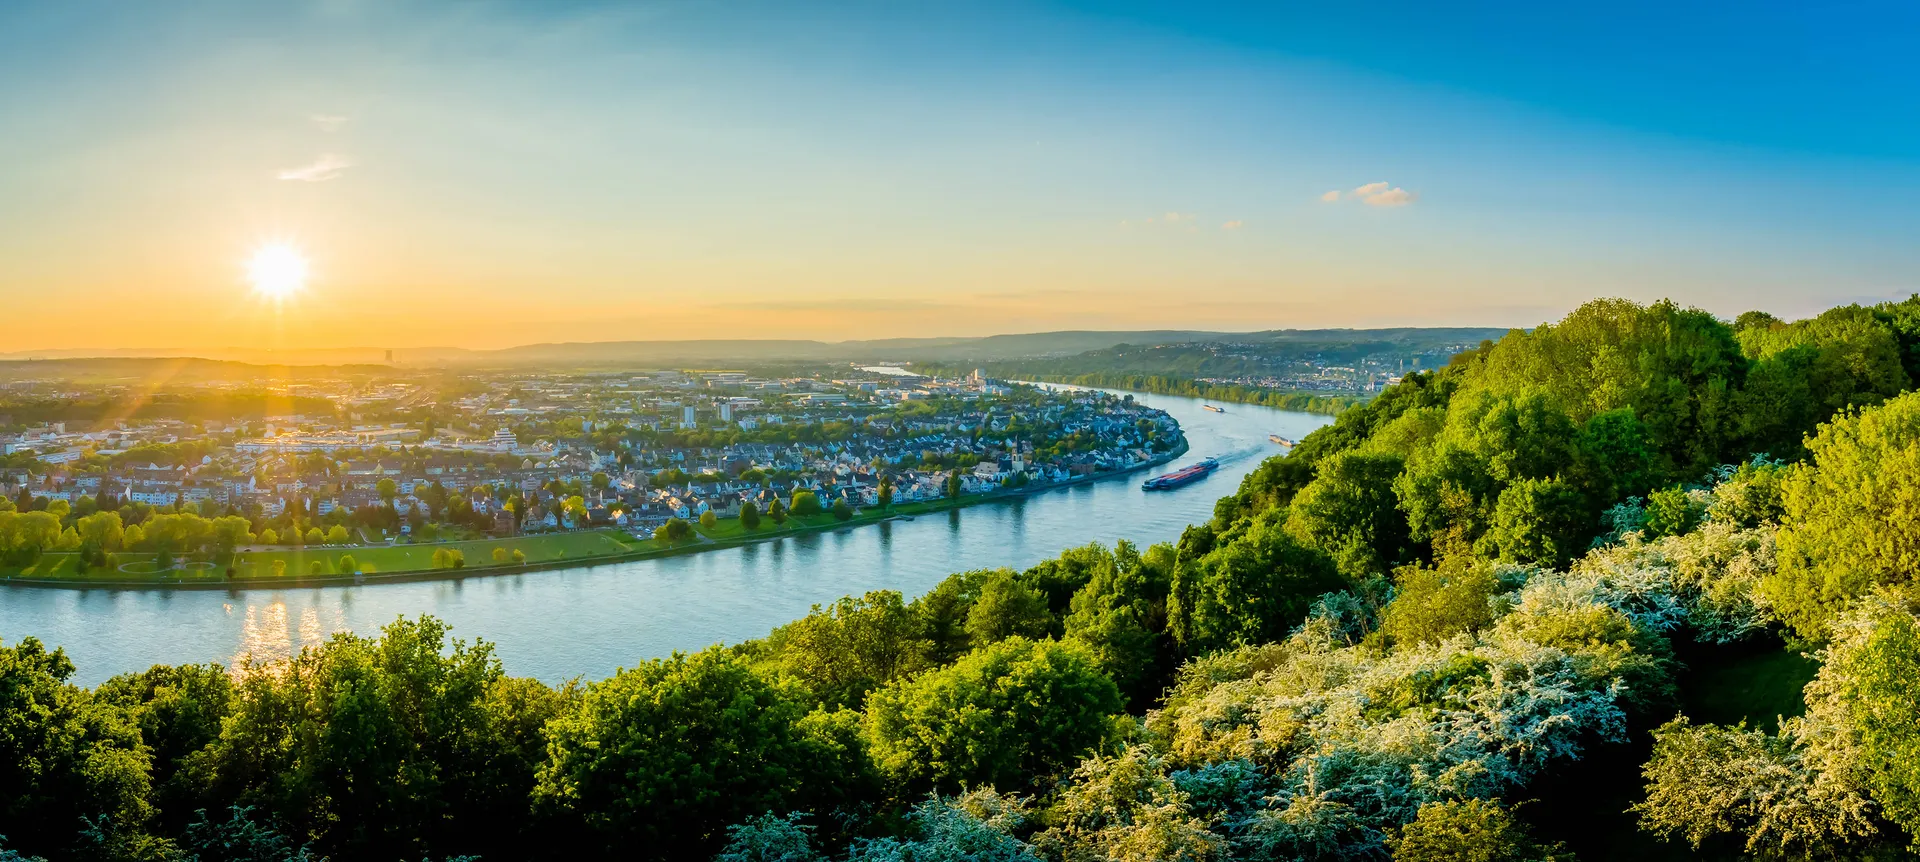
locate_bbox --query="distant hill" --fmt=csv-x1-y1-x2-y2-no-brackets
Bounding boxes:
0,327,1511,371
0,356,402,384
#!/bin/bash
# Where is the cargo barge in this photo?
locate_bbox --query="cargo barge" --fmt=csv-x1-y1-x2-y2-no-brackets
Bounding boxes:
1141,457,1220,490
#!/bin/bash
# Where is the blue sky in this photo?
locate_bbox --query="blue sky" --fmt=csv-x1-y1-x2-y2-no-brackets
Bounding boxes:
0,0,1915,348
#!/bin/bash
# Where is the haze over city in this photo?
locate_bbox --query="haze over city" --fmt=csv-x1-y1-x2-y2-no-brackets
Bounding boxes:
4,0,1916,352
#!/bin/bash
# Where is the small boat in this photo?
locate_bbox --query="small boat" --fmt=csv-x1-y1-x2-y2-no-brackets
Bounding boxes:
1202,404,1225,413
1269,435,1295,447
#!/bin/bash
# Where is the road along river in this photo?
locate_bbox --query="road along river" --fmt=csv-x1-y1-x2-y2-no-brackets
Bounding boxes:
0,387,1333,685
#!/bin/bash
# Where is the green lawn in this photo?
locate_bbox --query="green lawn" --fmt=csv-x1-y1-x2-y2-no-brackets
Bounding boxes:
233,531,653,578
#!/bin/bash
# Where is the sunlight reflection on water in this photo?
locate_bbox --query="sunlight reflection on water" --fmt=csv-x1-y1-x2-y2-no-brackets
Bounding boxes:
4,388,1332,685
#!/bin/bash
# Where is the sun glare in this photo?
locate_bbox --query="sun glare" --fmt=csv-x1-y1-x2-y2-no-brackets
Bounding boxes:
247,243,308,299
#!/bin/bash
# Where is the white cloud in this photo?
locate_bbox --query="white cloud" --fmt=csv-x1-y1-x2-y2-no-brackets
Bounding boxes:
1361,187,1416,207
1322,181,1418,207
310,114,349,132
277,153,352,182
1222,220,1244,230
1162,211,1195,223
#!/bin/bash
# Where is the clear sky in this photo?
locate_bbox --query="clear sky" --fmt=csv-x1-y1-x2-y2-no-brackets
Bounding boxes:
3,0,1918,350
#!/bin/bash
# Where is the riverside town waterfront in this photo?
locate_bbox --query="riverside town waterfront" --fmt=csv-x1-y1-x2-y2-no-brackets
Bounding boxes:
0,387,1330,686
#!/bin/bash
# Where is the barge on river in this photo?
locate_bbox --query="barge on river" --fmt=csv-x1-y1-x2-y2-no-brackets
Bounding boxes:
1141,457,1220,491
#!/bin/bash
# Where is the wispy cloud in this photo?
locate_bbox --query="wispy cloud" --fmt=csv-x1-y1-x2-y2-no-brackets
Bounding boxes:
276,153,352,182
1361,187,1416,207
310,114,349,132
1221,220,1244,230
1322,181,1417,207
1122,212,1198,228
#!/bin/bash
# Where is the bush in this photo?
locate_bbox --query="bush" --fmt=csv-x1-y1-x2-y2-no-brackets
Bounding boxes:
1379,560,1505,648
862,637,1123,793
788,492,823,518
533,648,855,857
831,499,854,522
700,510,717,529
654,518,694,543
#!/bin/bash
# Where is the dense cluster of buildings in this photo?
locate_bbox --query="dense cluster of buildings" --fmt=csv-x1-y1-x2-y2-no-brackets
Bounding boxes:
0,367,1183,539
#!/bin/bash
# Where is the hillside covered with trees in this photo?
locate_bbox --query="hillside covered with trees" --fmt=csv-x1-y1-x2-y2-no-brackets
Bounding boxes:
9,298,1920,860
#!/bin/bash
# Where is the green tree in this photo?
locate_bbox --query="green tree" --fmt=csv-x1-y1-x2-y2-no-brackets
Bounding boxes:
325,525,350,545
533,648,855,857
74,511,125,552
1062,541,1175,709
830,498,854,522
700,509,718,529
1479,476,1590,567
376,478,398,503
303,527,323,545
862,637,1123,793
789,491,822,518
965,569,1054,646
93,663,234,828
1764,392,1920,640
760,590,929,709
185,617,565,860
654,517,694,543
740,501,762,530
0,637,152,857
877,475,894,511
1641,485,1704,538
1285,450,1410,578
338,554,357,573
768,498,788,525
1167,510,1344,653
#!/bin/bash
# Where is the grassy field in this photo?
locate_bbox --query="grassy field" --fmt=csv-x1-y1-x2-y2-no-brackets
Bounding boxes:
231,531,655,578
0,530,663,584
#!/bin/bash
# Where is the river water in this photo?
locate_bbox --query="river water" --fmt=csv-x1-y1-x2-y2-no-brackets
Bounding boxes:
0,388,1331,686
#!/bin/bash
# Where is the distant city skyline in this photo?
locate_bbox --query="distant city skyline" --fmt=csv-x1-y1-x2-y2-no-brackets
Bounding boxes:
4,1,1918,350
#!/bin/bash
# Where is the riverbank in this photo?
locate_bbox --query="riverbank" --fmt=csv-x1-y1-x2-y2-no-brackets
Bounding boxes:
0,437,1189,591
1018,373,1362,415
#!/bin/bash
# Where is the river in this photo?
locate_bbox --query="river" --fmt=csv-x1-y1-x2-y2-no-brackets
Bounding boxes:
0,388,1332,686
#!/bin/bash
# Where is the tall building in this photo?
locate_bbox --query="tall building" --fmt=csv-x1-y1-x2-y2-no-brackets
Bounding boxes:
682,404,697,428
719,401,734,422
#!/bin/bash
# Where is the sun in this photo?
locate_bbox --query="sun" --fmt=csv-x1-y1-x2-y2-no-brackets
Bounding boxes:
247,243,308,299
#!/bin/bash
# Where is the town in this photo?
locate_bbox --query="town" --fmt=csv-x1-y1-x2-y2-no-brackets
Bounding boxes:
0,364,1185,580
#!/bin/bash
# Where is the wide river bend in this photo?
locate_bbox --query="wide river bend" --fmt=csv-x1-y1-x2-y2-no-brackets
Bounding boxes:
0,388,1332,686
